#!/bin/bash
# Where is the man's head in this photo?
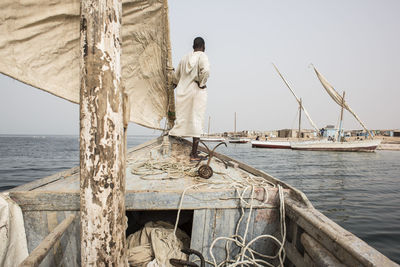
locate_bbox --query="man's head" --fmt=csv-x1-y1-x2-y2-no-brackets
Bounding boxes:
193,37,205,52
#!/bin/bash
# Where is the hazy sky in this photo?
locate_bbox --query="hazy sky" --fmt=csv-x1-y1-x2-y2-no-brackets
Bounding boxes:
1,0,399,135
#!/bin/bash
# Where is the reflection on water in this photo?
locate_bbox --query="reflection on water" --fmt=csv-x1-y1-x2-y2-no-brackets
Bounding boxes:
0,136,399,263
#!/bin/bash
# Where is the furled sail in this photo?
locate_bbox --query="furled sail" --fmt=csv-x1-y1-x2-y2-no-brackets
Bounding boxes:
272,64,320,133
0,0,171,130
312,66,373,137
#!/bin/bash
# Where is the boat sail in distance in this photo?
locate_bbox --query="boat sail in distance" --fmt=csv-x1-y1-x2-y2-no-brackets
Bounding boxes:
252,64,319,149
229,112,250,143
291,66,381,152
200,116,226,142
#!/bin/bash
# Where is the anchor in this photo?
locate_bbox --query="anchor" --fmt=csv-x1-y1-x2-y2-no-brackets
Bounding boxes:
195,141,227,179
170,248,205,267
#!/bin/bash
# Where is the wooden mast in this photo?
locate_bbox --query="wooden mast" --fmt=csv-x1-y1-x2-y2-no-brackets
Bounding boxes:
337,91,346,142
298,98,302,139
80,0,127,265
234,112,237,136
164,0,175,129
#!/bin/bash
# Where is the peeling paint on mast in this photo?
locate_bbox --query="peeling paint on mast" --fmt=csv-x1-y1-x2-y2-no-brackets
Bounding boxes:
79,0,127,265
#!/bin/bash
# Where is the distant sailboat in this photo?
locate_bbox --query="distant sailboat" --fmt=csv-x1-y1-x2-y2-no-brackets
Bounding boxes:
229,112,249,143
291,66,381,152
201,116,225,142
252,64,318,149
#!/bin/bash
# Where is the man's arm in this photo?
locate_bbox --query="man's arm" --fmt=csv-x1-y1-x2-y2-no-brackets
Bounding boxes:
197,53,210,89
173,62,181,86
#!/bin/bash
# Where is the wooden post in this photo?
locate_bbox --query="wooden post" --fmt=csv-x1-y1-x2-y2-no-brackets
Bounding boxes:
80,0,127,265
298,98,302,139
164,0,175,129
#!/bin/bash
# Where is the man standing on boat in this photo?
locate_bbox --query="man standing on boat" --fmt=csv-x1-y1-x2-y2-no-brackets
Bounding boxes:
169,37,210,161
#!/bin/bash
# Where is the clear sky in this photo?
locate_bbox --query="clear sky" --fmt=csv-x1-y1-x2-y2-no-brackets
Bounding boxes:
1,0,399,135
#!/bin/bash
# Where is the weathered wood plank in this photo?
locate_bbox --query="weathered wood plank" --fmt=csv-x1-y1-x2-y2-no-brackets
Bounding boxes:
211,209,240,265
79,0,126,264
10,189,280,211
19,214,75,267
57,211,81,267
303,251,315,267
283,241,307,267
202,208,216,266
285,197,398,267
46,212,63,265
301,233,345,267
7,167,79,192
127,136,163,154
250,208,280,262
190,209,206,256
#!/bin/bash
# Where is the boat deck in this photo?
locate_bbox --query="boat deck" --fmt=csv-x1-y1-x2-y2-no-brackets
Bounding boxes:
11,136,285,211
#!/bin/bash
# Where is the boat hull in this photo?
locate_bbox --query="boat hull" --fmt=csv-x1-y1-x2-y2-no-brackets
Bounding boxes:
229,140,249,144
290,139,381,152
251,140,291,149
200,137,226,142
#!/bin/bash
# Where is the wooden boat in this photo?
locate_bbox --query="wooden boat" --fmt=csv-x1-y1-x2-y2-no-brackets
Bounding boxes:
290,139,381,152
229,137,250,144
201,137,226,142
4,136,397,266
201,117,226,142
0,0,396,265
229,112,249,144
251,140,291,149
290,66,381,152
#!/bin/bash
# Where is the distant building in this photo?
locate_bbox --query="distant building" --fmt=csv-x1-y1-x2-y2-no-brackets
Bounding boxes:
321,125,337,138
278,129,296,138
278,129,316,138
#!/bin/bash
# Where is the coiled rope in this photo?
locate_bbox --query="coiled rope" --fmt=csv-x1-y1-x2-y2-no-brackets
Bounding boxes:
130,156,286,267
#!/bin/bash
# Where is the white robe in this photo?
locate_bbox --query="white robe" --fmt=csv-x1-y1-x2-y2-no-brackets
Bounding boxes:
169,51,210,137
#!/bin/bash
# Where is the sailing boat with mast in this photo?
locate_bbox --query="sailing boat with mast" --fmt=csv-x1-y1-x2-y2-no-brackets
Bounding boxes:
229,112,249,143
291,66,381,152
200,116,225,142
0,1,394,266
252,64,318,149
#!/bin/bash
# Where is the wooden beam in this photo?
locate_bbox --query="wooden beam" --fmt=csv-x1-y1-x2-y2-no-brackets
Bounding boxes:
164,0,175,129
284,241,307,267
19,214,76,267
301,233,345,267
7,167,79,192
79,0,127,265
9,189,282,211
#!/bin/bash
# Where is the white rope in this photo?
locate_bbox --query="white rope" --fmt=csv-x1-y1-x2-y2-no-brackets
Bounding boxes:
129,155,286,267
173,183,208,236
208,184,286,267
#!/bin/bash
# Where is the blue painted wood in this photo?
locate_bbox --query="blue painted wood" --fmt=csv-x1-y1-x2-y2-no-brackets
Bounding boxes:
22,211,80,267
189,207,279,267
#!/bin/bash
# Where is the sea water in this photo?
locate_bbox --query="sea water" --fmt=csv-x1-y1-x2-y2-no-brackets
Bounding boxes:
0,135,399,263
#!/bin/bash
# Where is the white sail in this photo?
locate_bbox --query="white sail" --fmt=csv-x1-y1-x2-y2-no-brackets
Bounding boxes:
312,66,373,137
272,64,320,133
0,0,171,130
